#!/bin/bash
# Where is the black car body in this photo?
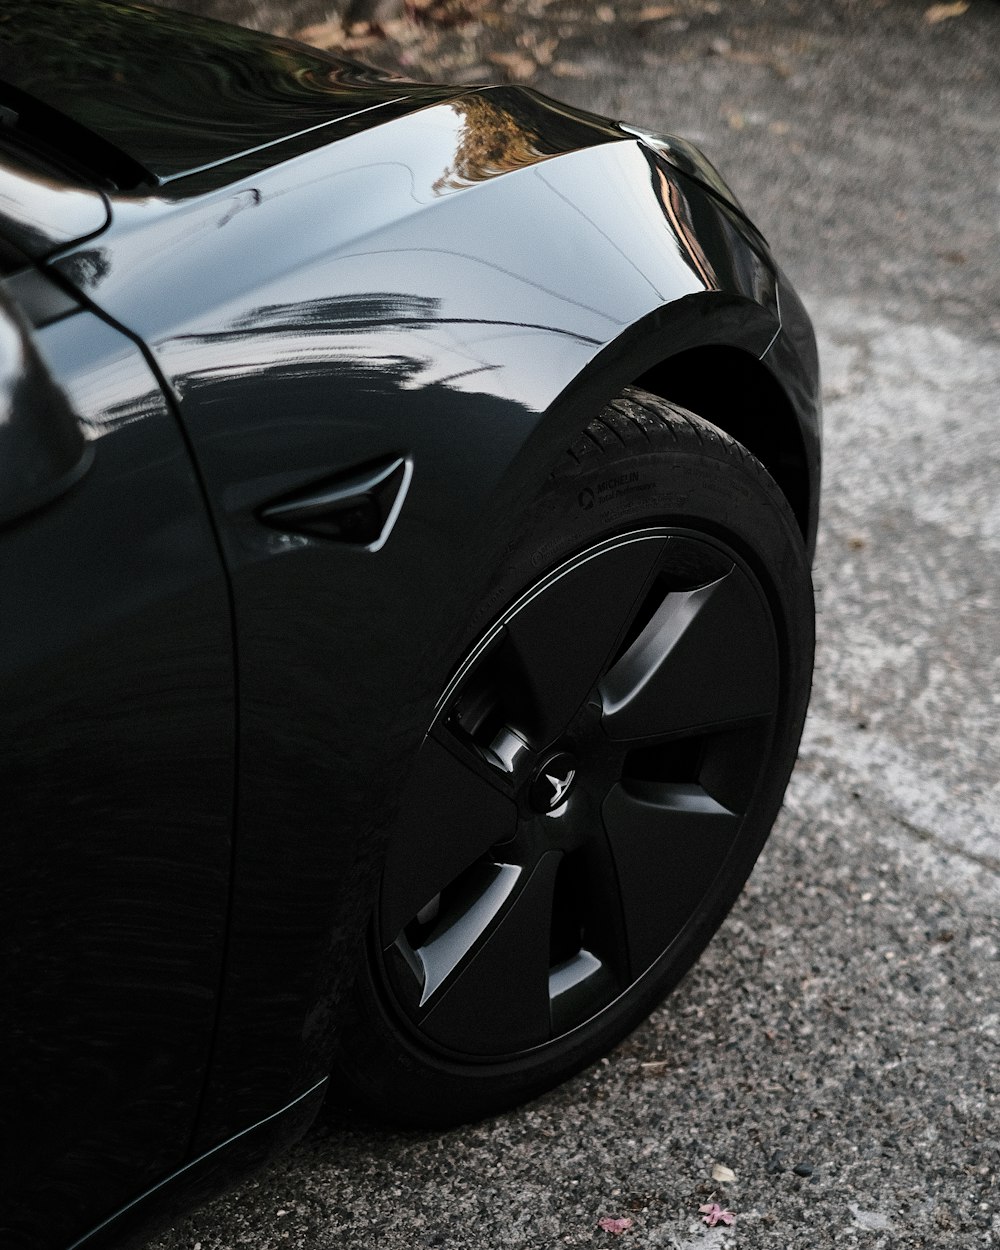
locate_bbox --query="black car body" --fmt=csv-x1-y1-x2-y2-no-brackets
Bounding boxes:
0,3,820,1246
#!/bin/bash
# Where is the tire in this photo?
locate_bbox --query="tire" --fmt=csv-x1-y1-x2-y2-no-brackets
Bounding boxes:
329,386,814,1126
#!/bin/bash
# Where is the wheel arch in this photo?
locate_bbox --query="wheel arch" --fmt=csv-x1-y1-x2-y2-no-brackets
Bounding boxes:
493,295,818,573
634,344,812,547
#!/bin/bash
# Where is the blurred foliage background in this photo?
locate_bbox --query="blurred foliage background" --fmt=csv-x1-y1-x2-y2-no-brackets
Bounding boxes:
151,0,899,87
150,0,978,106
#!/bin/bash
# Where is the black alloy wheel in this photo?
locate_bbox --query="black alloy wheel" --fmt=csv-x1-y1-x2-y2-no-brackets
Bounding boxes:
331,388,814,1125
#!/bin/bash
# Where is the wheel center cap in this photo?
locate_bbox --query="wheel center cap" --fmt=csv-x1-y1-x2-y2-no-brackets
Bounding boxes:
529,751,579,814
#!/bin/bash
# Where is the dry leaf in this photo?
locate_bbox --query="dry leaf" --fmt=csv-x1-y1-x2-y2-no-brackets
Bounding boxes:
711,1163,737,1183
638,4,677,19
726,110,746,130
596,5,616,22
925,1,969,21
406,0,487,27
550,61,589,77
294,18,345,44
487,50,537,79
533,37,559,65
380,17,423,40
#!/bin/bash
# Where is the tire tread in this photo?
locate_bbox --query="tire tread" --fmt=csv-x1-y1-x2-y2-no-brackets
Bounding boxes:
548,388,798,538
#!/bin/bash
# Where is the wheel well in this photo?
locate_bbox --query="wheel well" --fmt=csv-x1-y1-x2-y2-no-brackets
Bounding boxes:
635,346,810,542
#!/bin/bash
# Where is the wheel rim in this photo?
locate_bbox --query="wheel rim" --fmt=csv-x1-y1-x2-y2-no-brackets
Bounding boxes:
377,528,781,1060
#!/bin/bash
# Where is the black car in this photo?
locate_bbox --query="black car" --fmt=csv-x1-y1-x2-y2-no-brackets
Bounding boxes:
0,2,820,1246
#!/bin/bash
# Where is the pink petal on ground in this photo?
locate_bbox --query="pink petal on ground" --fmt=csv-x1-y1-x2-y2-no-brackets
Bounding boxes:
598,1216,634,1234
699,1203,736,1227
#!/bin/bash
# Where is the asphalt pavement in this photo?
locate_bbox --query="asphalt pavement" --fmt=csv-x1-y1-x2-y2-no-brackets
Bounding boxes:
150,1,1000,1246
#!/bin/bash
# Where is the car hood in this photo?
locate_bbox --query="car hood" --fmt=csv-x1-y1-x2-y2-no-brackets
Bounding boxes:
0,0,464,188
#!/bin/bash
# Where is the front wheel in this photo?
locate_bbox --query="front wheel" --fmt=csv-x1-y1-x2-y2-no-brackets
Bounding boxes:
330,387,815,1126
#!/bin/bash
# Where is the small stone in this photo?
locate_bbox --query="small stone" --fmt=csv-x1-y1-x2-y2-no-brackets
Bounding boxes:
711,1164,737,1183
768,1150,787,1173
793,1162,814,1177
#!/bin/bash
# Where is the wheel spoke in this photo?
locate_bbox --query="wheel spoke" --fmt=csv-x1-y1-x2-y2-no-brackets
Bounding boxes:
549,950,616,1035
602,781,741,978
546,844,628,1032
599,566,778,742
403,860,524,1006
418,852,562,1054
379,735,518,941
503,535,665,743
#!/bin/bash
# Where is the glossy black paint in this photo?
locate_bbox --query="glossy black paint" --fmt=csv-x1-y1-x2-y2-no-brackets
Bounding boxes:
0,0,459,186
0,1,820,1245
0,149,109,261
0,288,90,526
69,1081,327,1250
0,309,234,1248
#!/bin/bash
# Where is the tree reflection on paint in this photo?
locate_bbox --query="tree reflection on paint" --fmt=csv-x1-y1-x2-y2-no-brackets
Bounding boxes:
432,96,546,194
